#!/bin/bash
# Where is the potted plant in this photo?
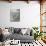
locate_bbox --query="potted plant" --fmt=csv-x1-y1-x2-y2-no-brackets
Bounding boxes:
32,27,38,40
32,27,43,40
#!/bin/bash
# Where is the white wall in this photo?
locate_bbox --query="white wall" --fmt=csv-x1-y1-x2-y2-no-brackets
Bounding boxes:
0,1,40,28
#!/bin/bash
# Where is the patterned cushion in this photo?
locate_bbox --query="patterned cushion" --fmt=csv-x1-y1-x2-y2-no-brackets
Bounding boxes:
14,28,21,33
8,27,14,34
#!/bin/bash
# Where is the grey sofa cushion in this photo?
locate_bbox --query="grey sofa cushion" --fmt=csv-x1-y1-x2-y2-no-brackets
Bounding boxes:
8,33,34,43
9,33,34,40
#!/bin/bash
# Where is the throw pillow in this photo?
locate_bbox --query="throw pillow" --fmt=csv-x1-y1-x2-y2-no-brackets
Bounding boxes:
21,28,27,35
14,28,21,33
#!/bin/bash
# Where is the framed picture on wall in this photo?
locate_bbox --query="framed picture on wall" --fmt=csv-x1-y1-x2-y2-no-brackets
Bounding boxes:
10,9,20,22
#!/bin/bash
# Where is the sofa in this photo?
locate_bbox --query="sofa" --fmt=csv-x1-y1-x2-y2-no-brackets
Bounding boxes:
6,27,34,43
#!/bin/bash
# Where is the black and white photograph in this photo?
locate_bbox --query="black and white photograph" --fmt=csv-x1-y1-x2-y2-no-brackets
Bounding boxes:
10,9,20,22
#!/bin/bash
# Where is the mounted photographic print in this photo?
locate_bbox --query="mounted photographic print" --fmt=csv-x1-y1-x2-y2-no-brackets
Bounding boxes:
10,9,20,22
